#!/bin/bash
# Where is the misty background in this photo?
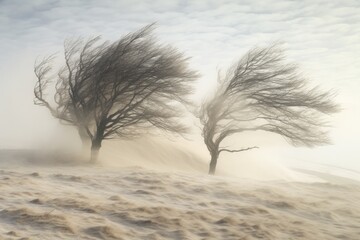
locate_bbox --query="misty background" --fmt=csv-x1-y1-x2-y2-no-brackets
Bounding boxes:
0,0,359,177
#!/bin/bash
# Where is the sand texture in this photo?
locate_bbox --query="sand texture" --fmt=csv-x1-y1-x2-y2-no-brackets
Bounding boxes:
0,165,359,240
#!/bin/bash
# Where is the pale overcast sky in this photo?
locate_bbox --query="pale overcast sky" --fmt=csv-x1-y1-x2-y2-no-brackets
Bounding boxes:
0,0,359,172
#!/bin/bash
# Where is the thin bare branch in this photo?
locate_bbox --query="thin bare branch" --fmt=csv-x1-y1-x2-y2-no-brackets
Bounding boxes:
218,146,258,154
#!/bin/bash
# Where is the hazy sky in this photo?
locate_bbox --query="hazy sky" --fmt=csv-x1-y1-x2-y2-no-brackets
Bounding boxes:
0,0,359,172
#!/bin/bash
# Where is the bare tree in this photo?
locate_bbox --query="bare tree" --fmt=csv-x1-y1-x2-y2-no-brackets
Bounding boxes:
198,44,340,175
34,24,198,162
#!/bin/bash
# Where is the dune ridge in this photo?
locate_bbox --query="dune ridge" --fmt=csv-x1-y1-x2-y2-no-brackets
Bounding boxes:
0,165,359,239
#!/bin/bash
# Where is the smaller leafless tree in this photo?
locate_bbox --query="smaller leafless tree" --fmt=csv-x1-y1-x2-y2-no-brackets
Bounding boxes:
198,44,340,175
34,24,198,162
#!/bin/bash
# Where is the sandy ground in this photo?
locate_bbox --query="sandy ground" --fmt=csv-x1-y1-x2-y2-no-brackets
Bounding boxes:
0,155,359,240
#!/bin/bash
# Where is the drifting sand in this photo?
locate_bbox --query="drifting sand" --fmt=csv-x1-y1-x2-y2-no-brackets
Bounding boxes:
0,157,359,240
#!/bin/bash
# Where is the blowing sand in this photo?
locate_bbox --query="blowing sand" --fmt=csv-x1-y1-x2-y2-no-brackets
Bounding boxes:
0,158,359,240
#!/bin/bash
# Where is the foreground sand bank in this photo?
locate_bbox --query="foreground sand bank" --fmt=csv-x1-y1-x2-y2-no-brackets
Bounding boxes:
0,165,359,240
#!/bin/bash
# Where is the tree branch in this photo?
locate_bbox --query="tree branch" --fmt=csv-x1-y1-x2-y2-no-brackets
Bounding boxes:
218,146,258,154
219,146,259,154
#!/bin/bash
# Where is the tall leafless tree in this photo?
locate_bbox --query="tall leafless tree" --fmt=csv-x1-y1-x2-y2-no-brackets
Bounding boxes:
34,24,198,162
198,44,340,175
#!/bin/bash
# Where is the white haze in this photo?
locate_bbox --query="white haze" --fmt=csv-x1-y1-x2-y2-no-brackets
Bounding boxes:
0,0,359,180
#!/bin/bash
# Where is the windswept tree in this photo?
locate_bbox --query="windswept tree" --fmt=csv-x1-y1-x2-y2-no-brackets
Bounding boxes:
198,44,340,175
34,24,198,162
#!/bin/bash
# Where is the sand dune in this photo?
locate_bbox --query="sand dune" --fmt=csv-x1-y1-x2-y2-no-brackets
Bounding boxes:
0,161,359,239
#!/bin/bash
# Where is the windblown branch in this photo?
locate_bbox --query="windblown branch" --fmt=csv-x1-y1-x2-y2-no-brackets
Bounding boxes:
218,146,258,154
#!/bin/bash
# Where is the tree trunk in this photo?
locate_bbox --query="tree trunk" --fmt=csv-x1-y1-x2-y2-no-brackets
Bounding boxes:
208,152,219,175
78,127,91,160
78,126,91,153
90,125,106,163
90,139,102,163
80,136,91,152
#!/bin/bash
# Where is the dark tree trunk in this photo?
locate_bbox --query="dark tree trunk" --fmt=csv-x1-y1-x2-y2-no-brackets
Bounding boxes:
90,138,102,163
208,152,219,175
90,126,105,163
78,126,91,152
77,127,91,159
80,136,91,152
